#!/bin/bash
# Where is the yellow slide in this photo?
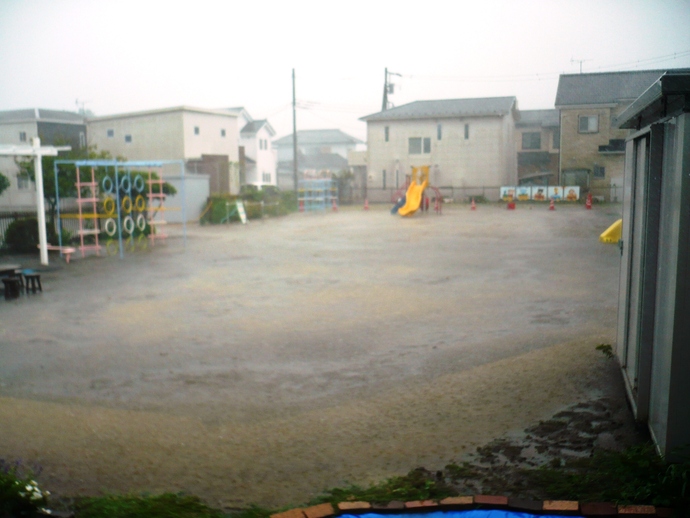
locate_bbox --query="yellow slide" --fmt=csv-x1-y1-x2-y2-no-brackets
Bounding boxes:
398,165,430,216
600,219,622,243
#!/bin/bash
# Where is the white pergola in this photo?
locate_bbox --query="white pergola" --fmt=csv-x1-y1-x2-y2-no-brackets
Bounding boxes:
0,138,71,265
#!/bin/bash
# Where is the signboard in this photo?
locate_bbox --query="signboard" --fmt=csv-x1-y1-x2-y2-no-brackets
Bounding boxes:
236,200,247,224
563,186,580,201
500,186,516,201
547,186,563,200
532,186,547,201
515,186,531,201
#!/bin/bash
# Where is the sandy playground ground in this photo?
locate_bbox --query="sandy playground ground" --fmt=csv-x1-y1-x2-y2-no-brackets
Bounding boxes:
0,203,625,509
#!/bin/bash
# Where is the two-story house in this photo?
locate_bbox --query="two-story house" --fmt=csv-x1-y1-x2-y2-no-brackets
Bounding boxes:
224,107,277,188
555,69,684,200
360,97,518,199
515,109,560,186
0,108,85,210
87,106,240,194
273,129,361,189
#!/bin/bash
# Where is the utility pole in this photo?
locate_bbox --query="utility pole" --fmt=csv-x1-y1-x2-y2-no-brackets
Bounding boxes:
382,67,388,111
292,68,298,192
381,68,402,111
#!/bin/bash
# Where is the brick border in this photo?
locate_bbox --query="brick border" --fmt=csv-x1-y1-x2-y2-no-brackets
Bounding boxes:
270,497,670,518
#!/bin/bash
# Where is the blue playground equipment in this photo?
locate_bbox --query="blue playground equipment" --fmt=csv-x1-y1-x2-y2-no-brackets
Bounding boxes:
298,179,337,211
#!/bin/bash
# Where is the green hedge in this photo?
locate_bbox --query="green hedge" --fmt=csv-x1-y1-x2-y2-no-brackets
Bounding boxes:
200,191,297,225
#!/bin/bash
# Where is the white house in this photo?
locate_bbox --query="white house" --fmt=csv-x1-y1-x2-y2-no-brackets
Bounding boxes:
360,97,519,196
87,106,239,194
223,107,277,187
273,129,362,162
0,109,86,210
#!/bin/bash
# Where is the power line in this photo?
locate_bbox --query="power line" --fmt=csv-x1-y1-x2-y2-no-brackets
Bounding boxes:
399,49,690,82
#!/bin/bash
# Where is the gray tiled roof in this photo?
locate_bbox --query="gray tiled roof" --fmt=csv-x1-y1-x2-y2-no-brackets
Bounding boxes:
0,108,84,123
516,109,559,128
241,120,272,136
273,129,361,146
360,97,517,122
553,69,690,106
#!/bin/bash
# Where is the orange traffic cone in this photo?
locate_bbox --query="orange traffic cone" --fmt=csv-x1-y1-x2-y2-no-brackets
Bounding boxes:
549,198,556,211
363,199,369,211
471,198,476,210
585,193,592,210
299,199,304,212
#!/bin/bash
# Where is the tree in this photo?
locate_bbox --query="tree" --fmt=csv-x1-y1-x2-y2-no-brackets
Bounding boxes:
0,172,9,197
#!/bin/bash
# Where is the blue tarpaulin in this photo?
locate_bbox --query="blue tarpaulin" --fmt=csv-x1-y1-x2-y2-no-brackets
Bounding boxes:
340,511,583,518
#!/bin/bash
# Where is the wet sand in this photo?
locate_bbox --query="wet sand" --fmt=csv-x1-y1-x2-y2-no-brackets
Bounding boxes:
0,204,623,508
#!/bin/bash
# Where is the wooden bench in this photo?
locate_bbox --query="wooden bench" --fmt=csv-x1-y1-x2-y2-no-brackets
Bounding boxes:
39,244,76,263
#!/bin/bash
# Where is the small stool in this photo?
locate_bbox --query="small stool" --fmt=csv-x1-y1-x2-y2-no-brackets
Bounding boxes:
2,277,22,299
13,269,25,292
23,271,42,293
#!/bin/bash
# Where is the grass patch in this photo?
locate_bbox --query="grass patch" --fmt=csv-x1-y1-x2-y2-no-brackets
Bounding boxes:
74,493,224,518
519,444,689,509
308,468,456,505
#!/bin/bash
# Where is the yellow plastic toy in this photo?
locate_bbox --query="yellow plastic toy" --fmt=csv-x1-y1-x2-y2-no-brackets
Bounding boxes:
600,219,622,243
398,165,430,216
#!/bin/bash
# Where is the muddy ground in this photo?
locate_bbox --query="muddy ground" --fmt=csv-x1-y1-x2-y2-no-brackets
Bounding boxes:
0,203,628,509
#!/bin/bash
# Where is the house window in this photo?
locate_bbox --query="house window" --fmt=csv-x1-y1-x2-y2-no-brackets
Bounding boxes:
79,132,86,149
409,138,422,154
409,137,431,154
262,172,271,183
107,129,114,138
579,115,599,133
437,124,442,140
593,165,606,178
464,124,470,139
221,129,226,137
522,132,541,150
125,135,132,143
19,132,27,142
385,126,389,142
553,127,560,149
382,169,386,189
17,173,30,190
194,126,200,135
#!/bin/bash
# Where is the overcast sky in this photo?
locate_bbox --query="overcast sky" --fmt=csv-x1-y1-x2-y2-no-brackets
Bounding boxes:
1,0,689,141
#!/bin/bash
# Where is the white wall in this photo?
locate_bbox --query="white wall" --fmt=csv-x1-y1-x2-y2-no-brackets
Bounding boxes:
88,111,185,160
241,126,277,186
0,121,39,210
182,111,238,161
163,173,210,223
366,117,515,189
88,108,239,164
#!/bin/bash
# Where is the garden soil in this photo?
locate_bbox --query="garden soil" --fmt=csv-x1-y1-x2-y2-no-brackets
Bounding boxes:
0,204,630,509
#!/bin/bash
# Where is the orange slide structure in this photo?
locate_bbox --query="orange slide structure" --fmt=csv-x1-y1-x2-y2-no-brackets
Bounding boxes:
398,166,430,216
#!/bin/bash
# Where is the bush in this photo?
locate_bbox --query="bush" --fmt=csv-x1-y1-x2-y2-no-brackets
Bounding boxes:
0,460,49,517
3,218,58,253
200,191,297,225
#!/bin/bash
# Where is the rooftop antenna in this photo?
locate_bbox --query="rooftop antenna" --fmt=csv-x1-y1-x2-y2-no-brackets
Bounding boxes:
570,58,591,74
75,98,89,115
